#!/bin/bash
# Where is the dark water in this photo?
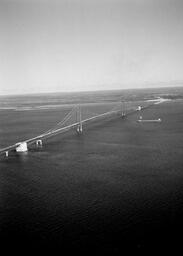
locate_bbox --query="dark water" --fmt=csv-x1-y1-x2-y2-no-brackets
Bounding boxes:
0,89,183,254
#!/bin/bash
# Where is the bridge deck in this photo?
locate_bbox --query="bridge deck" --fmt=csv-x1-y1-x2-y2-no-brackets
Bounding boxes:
0,102,155,155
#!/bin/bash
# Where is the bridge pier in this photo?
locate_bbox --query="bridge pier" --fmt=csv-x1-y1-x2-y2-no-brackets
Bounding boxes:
137,106,142,111
36,139,43,147
16,142,28,152
5,151,8,157
77,123,83,134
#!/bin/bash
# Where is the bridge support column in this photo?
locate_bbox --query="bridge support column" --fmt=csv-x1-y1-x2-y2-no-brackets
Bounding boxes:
5,151,8,157
36,139,43,147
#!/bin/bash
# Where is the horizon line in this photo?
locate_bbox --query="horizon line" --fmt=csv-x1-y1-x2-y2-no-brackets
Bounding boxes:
1,83,183,97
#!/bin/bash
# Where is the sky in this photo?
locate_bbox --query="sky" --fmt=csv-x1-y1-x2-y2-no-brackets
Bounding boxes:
0,0,183,95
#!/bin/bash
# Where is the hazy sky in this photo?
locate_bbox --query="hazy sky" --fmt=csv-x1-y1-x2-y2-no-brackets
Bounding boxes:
0,0,183,95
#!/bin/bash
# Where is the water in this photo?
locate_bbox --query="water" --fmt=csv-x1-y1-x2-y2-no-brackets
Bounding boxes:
0,89,183,254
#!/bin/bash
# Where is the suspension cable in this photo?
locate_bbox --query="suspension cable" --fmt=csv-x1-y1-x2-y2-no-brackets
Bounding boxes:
41,105,77,136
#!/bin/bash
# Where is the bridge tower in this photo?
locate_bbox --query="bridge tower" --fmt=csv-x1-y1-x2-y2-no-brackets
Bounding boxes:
76,104,83,134
121,99,126,117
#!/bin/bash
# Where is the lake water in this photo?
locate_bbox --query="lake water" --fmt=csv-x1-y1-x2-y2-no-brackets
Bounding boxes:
0,89,183,254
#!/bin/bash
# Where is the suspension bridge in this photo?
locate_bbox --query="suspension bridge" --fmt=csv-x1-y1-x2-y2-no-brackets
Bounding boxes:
0,99,158,157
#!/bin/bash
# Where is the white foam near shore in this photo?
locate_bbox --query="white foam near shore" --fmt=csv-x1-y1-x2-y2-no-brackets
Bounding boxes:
0,107,17,110
154,97,171,104
137,118,162,123
145,97,171,105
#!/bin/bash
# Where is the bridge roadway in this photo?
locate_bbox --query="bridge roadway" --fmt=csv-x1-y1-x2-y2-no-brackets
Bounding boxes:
0,102,154,156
